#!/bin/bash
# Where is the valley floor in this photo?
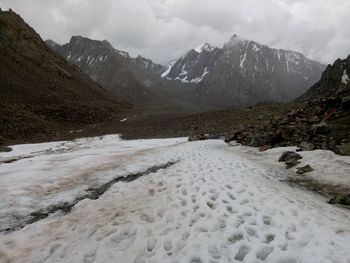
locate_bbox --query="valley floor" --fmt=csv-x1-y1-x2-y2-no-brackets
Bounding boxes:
0,136,350,263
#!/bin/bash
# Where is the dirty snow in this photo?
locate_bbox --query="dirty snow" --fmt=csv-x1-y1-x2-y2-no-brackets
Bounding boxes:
231,145,350,188
0,137,350,263
0,135,186,232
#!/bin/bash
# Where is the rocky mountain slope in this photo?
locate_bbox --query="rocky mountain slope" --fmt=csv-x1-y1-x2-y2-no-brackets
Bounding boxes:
162,35,326,107
0,10,128,142
47,36,161,104
301,55,350,99
223,55,350,155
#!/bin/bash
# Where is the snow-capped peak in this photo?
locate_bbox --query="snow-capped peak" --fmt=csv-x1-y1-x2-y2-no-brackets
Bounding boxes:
224,34,249,48
194,42,214,53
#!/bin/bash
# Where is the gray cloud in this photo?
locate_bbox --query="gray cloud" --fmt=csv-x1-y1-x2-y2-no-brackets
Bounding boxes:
0,0,349,65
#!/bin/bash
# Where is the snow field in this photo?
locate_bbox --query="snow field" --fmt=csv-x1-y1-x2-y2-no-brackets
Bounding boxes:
0,138,350,262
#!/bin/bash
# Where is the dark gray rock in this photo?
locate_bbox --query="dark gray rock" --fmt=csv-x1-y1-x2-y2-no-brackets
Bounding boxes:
278,151,303,162
329,194,350,206
338,142,350,156
296,165,314,174
285,158,301,168
298,142,315,151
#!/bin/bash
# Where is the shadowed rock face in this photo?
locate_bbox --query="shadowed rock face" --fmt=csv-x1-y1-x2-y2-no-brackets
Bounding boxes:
0,10,129,141
47,36,161,104
162,35,326,107
300,55,350,99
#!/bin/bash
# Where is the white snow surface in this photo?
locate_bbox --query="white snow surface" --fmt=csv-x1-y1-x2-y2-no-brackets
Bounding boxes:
1,137,350,263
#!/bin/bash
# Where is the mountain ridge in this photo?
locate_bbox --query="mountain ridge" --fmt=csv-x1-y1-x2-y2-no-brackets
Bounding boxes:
162,34,326,107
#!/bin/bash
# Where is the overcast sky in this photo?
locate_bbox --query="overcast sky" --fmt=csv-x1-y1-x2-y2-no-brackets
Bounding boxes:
1,0,349,65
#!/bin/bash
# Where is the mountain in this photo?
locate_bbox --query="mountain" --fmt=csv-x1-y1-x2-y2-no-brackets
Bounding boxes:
132,55,166,75
47,36,161,104
47,37,208,114
162,35,326,107
0,10,128,142
301,55,350,99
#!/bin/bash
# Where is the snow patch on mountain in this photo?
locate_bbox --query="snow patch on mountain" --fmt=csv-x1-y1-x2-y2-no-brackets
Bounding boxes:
341,69,349,84
194,43,214,53
117,50,129,58
191,67,209,83
161,60,176,78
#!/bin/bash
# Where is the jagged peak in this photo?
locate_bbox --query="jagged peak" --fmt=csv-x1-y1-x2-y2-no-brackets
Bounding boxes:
223,34,250,48
68,36,115,51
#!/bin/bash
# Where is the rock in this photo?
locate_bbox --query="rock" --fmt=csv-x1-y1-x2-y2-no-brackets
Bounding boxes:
189,134,220,142
296,165,314,174
312,121,330,135
285,158,301,168
249,134,266,147
278,151,303,162
188,134,206,142
308,116,320,123
338,142,350,156
298,142,315,151
328,194,350,206
259,145,271,152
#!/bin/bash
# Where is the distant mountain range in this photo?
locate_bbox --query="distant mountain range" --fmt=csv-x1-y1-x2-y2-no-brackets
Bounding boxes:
161,35,326,107
48,34,326,108
46,37,202,114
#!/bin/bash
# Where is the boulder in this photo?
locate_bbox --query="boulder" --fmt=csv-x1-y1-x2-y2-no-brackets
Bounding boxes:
259,145,271,152
189,134,221,142
278,151,302,162
285,158,301,168
298,142,315,151
188,134,207,142
296,165,314,174
328,194,350,206
338,142,350,156
224,130,243,143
